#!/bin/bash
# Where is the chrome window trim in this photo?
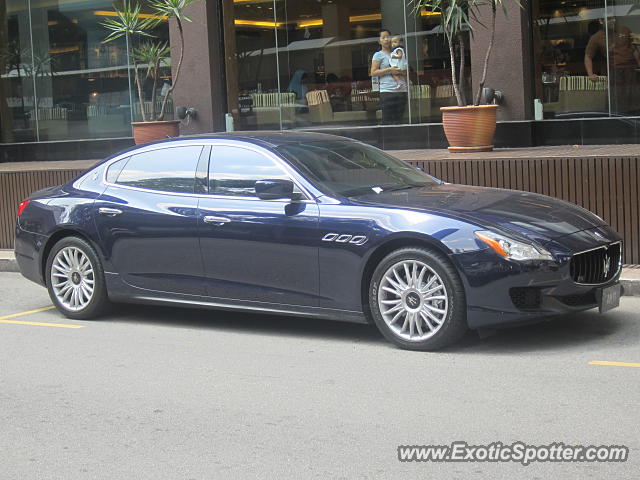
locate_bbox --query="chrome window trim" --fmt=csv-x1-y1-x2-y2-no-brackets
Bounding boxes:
571,241,622,286
99,140,318,204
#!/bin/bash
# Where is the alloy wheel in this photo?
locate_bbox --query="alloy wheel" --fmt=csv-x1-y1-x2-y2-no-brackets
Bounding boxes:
377,260,449,341
50,246,95,312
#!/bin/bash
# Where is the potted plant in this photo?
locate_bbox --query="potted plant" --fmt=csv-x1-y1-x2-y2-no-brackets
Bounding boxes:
413,0,516,152
102,0,197,144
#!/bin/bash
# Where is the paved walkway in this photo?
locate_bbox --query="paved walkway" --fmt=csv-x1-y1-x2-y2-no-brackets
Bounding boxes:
0,159,98,172
1,144,639,173
389,144,640,161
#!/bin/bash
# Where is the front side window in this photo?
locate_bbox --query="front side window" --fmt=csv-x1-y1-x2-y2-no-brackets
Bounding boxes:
208,146,295,197
115,146,203,193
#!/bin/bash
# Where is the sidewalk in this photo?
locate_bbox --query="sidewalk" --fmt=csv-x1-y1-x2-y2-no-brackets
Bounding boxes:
1,249,638,296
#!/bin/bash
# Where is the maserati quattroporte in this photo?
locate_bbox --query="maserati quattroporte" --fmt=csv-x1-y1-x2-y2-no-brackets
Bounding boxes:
15,132,622,350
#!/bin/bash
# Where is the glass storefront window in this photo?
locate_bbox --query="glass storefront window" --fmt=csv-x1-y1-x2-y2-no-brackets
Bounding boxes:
224,0,470,131
533,0,640,118
408,6,472,123
0,0,171,143
1,1,37,142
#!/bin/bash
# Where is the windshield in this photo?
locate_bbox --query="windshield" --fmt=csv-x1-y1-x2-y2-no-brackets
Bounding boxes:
276,140,438,197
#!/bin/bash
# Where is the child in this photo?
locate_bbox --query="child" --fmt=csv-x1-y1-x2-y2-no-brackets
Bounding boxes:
389,36,407,90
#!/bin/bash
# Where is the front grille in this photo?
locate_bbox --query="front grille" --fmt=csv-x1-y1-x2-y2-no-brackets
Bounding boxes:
569,242,621,285
509,287,542,310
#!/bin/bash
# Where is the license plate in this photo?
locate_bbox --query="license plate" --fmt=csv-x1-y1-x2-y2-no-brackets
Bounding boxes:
598,284,621,314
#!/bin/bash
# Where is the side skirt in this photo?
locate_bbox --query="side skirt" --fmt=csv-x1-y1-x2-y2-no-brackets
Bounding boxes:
105,272,368,324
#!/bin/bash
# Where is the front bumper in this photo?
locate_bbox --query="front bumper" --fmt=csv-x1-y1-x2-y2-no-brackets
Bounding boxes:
453,231,622,329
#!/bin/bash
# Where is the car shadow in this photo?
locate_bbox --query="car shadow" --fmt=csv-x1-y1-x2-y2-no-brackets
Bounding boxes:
108,303,388,346
107,301,635,353
447,308,633,354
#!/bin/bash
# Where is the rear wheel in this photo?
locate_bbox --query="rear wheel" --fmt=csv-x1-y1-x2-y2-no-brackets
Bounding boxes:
369,247,467,350
45,237,110,320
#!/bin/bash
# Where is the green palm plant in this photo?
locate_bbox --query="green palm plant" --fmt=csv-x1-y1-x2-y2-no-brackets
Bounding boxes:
131,41,170,121
413,0,519,107
101,0,198,122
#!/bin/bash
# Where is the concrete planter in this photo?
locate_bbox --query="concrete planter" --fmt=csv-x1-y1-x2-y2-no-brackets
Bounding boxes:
440,105,498,153
131,120,180,145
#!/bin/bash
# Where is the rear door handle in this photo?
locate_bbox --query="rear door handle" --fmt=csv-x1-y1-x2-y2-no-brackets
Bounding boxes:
203,215,231,225
99,207,123,216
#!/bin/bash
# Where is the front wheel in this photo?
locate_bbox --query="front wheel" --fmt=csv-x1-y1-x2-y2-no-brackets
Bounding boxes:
369,247,467,351
45,236,110,320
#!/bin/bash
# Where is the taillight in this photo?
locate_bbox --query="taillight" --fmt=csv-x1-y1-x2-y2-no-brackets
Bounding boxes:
17,200,30,217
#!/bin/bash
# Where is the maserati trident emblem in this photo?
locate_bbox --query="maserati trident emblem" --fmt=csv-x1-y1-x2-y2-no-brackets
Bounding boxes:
603,255,611,277
406,292,420,308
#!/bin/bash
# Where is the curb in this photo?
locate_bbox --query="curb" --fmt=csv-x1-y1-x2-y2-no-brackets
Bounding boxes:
0,254,19,272
0,250,639,296
621,279,640,297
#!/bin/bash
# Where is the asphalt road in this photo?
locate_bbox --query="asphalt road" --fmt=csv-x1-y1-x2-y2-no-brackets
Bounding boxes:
1,272,639,480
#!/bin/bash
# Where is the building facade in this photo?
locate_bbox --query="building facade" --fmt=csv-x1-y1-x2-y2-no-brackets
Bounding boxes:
2,0,640,153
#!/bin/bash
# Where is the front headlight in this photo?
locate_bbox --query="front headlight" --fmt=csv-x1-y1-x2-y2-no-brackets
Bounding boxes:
475,230,554,261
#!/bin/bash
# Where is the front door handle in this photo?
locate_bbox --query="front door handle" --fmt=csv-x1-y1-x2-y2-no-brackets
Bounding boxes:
99,207,123,216
203,215,231,225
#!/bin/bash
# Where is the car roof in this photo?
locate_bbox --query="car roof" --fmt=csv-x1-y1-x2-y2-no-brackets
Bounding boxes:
97,131,359,167
178,131,353,148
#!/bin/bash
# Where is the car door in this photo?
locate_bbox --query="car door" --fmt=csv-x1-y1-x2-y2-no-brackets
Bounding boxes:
197,143,320,306
94,144,207,295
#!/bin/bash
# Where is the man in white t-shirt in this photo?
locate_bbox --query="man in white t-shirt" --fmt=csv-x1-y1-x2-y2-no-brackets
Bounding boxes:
370,29,407,125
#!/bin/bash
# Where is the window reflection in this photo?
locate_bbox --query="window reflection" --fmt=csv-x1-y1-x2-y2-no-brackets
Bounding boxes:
0,0,172,143
224,0,469,131
533,0,640,118
116,146,202,193
209,146,291,197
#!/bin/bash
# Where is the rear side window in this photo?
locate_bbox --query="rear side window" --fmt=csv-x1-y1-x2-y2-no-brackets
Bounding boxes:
115,146,203,193
106,157,129,183
208,146,293,197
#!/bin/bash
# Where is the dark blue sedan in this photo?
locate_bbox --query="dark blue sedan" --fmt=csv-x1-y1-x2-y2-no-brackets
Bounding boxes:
15,132,622,350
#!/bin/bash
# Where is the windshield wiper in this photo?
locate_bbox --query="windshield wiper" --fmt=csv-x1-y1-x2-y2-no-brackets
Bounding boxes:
382,184,422,192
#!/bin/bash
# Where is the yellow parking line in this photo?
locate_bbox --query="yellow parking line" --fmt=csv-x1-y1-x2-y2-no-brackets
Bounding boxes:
0,306,84,329
589,361,640,368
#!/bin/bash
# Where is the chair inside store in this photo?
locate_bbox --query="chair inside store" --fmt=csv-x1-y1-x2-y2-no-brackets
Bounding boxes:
306,90,377,125
250,92,298,129
432,84,458,111
408,84,432,123
543,75,608,117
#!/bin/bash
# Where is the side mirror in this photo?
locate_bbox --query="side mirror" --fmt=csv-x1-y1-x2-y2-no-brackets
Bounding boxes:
255,179,295,200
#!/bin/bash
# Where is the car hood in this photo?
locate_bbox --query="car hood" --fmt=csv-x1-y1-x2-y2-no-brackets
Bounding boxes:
350,184,606,244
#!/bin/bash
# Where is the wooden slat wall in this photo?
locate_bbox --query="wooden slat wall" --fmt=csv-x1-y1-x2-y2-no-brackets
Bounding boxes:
1,157,639,264
409,157,640,264
0,169,85,250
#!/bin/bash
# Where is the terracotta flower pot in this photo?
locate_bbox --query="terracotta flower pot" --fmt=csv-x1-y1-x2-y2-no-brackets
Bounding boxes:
440,105,498,153
131,120,181,145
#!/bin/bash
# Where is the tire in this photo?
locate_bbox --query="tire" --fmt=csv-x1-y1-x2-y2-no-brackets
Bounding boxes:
368,247,467,351
45,236,110,320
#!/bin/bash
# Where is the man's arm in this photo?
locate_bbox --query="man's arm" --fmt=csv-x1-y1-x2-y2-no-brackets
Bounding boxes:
584,54,598,78
584,35,599,78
